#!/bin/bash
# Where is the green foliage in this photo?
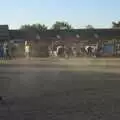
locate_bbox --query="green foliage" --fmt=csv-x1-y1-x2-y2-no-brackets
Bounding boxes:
112,21,120,28
51,21,72,30
86,24,94,29
20,24,47,32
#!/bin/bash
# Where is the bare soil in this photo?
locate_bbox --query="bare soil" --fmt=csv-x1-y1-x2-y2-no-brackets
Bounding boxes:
0,58,120,120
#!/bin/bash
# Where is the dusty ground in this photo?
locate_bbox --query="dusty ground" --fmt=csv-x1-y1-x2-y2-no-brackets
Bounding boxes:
0,58,120,120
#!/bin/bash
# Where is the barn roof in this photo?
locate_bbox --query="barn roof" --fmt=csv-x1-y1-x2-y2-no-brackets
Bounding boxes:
9,29,120,40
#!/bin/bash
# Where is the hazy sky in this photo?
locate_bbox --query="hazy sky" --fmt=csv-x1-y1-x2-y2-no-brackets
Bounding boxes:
1,0,120,29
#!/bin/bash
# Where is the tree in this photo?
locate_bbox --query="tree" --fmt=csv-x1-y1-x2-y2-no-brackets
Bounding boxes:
51,21,72,30
86,24,94,29
31,24,47,32
20,24,32,31
112,21,120,28
20,24,47,32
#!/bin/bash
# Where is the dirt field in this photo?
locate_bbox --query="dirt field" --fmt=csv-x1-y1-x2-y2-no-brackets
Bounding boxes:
0,58,120,120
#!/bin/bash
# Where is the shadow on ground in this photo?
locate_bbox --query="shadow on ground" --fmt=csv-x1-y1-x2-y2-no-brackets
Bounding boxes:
0,70,120,119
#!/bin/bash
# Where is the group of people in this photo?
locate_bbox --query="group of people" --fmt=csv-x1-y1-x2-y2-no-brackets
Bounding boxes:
0,42,10,59
48,42,71,58
48,41,102,58
0,40,32,59
0,40,102,60
0,42,16,59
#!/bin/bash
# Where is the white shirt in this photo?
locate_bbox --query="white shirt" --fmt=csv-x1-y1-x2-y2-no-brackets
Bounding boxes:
25,45,30,53
56,46,62,53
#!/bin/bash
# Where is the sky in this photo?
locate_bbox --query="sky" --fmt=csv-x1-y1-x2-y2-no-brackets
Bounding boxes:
0,0,120,29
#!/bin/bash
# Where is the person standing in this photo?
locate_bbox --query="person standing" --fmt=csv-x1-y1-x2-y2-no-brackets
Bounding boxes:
64,46,70,59
1,43,4,59
25,42,30,59
6,44,10,59
11,44,16,59
3,42,8,59
0,43,2,59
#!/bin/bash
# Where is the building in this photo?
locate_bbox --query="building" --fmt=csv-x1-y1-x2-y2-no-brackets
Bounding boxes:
0,24,119,57
0,25,9,41
9,28,120,42
8,28,120,57
0,24,120,47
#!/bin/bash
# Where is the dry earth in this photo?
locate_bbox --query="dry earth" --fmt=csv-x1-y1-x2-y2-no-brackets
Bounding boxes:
0,58,120,120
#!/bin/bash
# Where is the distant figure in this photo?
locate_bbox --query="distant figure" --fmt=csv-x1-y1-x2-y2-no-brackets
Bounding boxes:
64,46,70,58
72,47,77,57
0,43,3,58
57,45,64,57
85,45,97,57
6,45,10,59
11,45,16,59
3,42,10,59
88,46,92,56
25,44,30,59
52,44,57,57
48,46,53,57
25,41,28,46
